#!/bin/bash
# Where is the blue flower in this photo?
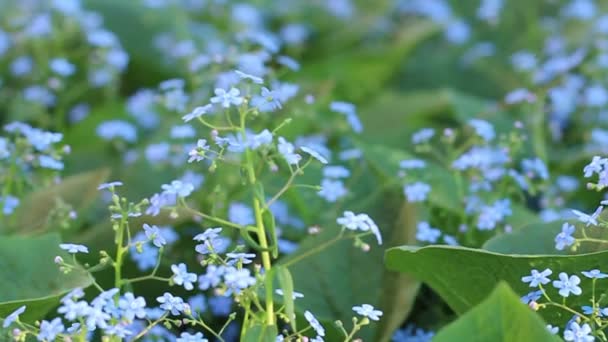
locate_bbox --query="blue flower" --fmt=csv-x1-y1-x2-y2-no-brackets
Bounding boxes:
130,243,158,271
161,180,194,198
399,159,426,169
97,120,137,142
59,243,89,254
97,181,123,190
322,165,350,178
416,222,441,243
403,182,431,202
553,272,582,297
228,202,255,226
226,253,256,265
210,88,243,108
49,58,76,77
275,289,304,300
411,128,435,144
304,310,325,337
224,267,256,293
118,292,147,322
171,263,197,291
583,156,607,177
39,155,64,170
143,224,166,248
582,269,608,279
555,223,576,250
183,104,213,122
38,318,65,341
563,322,593,342
468,119,495,141
156,293,185,316
318,179,347,202
546,325,559,335
337,211,382,245
1,196,19,215
278,137,301,165
522,269,552,287
234,70,263,84
352,304,383,321
177,332,209,342
3,305,25,328
301,146,328,164
571,206,602,226
521,290,542,304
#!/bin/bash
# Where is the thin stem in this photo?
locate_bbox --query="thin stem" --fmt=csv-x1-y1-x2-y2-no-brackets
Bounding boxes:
180,202,257,233
114,214,127,289
282,232,347,268
133,314,168,341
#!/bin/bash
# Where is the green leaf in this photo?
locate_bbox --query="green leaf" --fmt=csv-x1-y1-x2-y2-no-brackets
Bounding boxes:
484,219,608,255
10,168,110,234
385,244,608,324
276,266,297,332
433,282,560,341
0,233,93,322
242,324,278,342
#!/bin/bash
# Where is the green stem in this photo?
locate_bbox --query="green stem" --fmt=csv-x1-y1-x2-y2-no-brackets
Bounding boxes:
114,215,127,290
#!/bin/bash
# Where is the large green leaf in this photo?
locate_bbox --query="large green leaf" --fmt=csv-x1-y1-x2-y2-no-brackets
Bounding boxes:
433,282,560,341
385,244,608,325
484,219,608,255
0,233,93,321
9,168,110,234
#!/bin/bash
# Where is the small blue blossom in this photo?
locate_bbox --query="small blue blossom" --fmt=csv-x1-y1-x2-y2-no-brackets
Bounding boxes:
118,292,147,322
39,155,64,170
323,165,350,178
156,293,185,316
555,223,576,250
583,156,607,177
336,211,382,245
235,70,263,84
143,224,167,248
224,267,257,293
416,222,441,243
318,179,347,202
399,159,427,169
352,304,383,321
97,120,137,142
582,269,608,279
572,207,602,226
521,290,542,304
171,263,197,291
198,265,225,290
38,318,65,341
553,272,582,297
278,137,301,165
170,125,196,139
177,332,209,342
546,325,559,335
97,181,123,190
188,139,210,163
403,182,431,202
1,196,19,215
2,305,25,328
304,310,325,337
229,203,255,226
49,58,76,76
275,289,304,300
301,146,329,164
226,253,256,265
130,243,159,271
210,88,244,108
564,322,593,342
468,119,495,141
522,269,552,287
161,180,194,198
59,243,89,254
183,104,213,122
411,128,435,144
